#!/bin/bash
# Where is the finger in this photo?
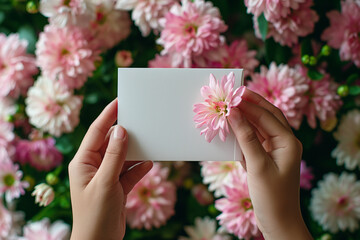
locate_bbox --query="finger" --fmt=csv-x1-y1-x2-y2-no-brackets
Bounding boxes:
96,125,128,184
228,108,272,175
241,88,292,132
121,161,142,175
120,161,153,195
78,99,118,154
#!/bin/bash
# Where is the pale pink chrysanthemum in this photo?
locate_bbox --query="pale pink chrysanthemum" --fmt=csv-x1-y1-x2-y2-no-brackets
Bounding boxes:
32,183,55,207
300,160,314,190
215,173,261,240
179,216,231,240
0,34,38,99
194,72,245,143
15,137,63,171
244,0,305,21
254,0,319,47
0,160,29,203
206,40,259,76
116,0,177,36
0,202,25,238
200,161,244,197
39,0,95,27
91,0,131,50
322,0,360,67
25,76,83,137
157,0,228,68
148,53,186,68
126,163,176,230
310,172,360,233
36,25,100,90
247,62,309,129
332,109,360,170
0,203,12,238
21,218,70,240
0,120,15,160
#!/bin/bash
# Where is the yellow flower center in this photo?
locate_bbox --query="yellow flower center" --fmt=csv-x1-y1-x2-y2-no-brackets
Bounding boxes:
240,198,253,211
3,174,15,187
184,23,198,36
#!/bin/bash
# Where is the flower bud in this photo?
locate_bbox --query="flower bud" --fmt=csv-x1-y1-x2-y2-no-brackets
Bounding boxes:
192,184,214,205
26,1,38,14
337,85,349,97
309,56,317,66
115,50,133,67
46,173,59,185
32,183,55,207
301,55,310,65
320,45,331,56
320,116,338,132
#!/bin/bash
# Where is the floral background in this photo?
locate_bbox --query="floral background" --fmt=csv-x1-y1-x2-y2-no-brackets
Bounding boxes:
0,0,359,239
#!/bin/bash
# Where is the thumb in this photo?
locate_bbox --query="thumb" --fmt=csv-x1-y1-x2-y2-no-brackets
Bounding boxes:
97,125,128,184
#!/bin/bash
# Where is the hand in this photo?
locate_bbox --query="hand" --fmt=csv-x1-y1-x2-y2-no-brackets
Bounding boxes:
228,88,312,240
69,99,153,240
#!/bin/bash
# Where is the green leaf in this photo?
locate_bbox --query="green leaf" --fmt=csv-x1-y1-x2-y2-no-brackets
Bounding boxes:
0,12,5,24
300,38,313,56
307,69,324,81
257,13,268,41
55,136,74,155
18,25,37,53
346,73,359,85
349,85,360,96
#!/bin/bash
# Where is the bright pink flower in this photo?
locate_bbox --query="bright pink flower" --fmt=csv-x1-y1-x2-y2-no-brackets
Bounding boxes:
0,120,15,160
254,0,318,47
0,34,38,99
300,160,314,190
91,0,131,50
322,0,360,67
215,173,260,240
206,40,259,76
247,63,309,129
115,50,133,67
22,218,70,240
25,76,83,137
126,163,176,230
0,160,29,202
36,25,100,90
15,137,63,171
194,72,245,143
157,0,227,67
116,0,177,36
39,0,95,27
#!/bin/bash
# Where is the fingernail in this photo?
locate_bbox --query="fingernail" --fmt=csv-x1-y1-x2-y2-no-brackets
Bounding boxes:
114,125,126,140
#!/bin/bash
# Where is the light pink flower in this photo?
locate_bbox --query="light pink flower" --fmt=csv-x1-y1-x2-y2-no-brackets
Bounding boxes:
91,0,131,50
148,53,186,68
32,183,55,207
0,98,16,121
215,173,260,240
0,203,12,238
21,218,70,240
25,76,83,137
247,63,309,129
0,34,38,99
126,163,176,230
191,184,214,206
157,0,227,67
36,25,100,90
322,0,360,67
39,0,95,27
254,0,318,47
300,160,314,190
15,137,63,171
115,50,133,67
194,72,245,143
116,0,177,36
0,160,29,202
0,120,15,160
206,40,259,76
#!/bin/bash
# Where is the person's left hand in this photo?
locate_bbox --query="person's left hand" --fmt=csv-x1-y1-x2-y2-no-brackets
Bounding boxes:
69,99,153,240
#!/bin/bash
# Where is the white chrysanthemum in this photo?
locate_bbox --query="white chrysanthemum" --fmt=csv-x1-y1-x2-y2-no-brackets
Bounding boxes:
0,98,15,121
25,76,83,137
310,172,360,233
200,161,244,197
332,109,360,170
179,216,230,240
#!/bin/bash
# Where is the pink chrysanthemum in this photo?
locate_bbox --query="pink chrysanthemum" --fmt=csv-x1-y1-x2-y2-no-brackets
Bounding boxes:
0,203,12,238
322,0,360,67
206,40,259,76
215,173,260,240
36,25,100,90
126,163,176,230
254,0,318,47
247,63,309,129
22,218,70,240
0,120,15,160
0,34,38,99
194,72,245,143
300,160,314,190
15,137,63,171
157,0,227,67
200,161,244,197
25,76,83,137
148,54,182,68
39,0,95,27
0,160,29,202
116,0,177,36
91,0,131,50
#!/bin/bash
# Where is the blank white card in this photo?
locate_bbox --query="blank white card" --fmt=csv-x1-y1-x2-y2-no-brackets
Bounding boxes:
118,68,243,161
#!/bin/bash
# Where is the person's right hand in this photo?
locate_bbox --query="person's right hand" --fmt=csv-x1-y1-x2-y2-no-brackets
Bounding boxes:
228,87,312,240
